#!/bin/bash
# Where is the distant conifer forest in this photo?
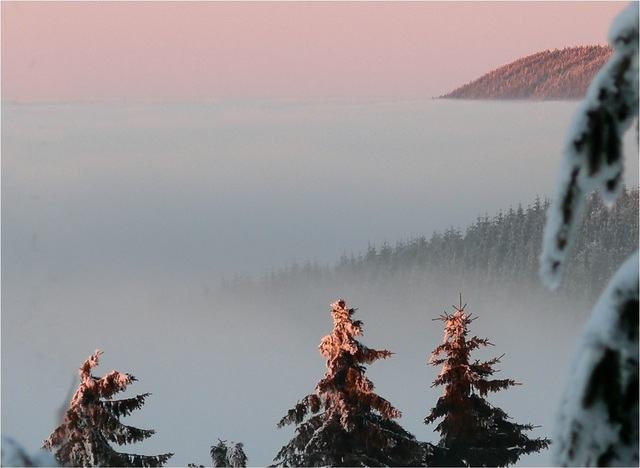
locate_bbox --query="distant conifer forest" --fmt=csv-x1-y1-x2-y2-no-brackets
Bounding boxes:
441,45,613,100
223,186,638,303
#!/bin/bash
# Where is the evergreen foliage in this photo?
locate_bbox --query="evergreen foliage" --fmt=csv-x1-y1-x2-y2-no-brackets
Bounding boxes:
43,350,173,467
424,295,550,467
273,300,427,467
442,45,613,100
210,439,248,467
226,187,638,302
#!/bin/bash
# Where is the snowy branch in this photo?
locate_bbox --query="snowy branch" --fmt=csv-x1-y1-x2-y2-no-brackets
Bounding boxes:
540,2,638,290
553,252,638,465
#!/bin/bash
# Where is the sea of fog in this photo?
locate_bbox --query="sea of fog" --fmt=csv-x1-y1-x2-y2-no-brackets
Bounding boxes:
2,99,638,466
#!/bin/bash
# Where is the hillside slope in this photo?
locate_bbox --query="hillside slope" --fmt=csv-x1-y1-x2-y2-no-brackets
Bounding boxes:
441,45,613,100
223,186,639,303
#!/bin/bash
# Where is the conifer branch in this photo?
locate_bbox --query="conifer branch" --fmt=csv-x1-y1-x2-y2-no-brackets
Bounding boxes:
43,350,173,467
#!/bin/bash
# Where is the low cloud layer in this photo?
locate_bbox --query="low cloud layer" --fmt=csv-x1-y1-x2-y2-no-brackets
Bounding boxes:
2,99,638,465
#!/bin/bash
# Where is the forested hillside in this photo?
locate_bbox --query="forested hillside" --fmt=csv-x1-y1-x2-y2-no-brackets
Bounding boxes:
224,186,638,302
441,45,612,100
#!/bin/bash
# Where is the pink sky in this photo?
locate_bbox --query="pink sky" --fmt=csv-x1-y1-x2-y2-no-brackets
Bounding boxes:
1,1,629,103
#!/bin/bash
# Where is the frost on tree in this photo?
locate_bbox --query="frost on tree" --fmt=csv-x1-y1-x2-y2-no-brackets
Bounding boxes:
424,296,550,467
273,299,427,467
538,3,638,466
43,350,174,467
210,439,248,467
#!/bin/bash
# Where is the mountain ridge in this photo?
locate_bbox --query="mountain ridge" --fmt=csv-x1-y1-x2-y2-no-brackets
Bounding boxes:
441,45,613,100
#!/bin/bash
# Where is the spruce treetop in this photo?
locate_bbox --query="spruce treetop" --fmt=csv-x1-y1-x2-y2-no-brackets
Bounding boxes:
44,349,173,467
274,299,426,467
425,296,550,467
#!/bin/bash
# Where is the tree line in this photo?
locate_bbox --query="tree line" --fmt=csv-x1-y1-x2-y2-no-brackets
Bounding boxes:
225,186,638,303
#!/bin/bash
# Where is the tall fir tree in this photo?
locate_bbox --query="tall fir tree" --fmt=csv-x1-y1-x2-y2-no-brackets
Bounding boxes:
274,299,427,467
43,349,173,467
424,296,550,467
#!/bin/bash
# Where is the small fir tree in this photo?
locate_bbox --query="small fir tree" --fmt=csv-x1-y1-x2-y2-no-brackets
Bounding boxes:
274,299,427,467
43,349,173,467
425,296,550,467
210,439,248,467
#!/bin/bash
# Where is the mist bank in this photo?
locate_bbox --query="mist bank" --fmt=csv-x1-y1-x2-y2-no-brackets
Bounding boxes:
222,187,639,307
2,99,638,466
2,265,595,467
6,99,638,284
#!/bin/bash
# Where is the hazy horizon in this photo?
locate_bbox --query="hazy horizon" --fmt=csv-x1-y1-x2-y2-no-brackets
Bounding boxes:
7,98,639,284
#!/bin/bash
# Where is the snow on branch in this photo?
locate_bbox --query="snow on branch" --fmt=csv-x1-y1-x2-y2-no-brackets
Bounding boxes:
553,252,639,465
540,2,639,290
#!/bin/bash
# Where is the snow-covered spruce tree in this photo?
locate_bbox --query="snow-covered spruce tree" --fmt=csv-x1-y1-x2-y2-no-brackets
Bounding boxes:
539,3,638,466
43,349,173,467
210,439,247,467
424,296,550,467
273,299,427,467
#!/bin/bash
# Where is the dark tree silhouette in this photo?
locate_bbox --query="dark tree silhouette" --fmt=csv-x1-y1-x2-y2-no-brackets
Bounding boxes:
274,299,427,467
43,350,173,467
425,296,550,467
210,439,247,467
